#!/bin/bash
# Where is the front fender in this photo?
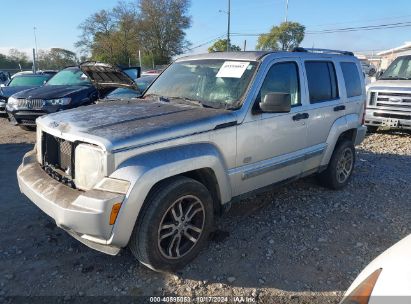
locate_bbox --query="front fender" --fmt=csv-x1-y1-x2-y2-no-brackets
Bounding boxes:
320,114,360,167
107,143,231,248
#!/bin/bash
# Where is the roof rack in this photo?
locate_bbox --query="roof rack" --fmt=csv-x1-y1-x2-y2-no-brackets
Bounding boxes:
292,47,354,56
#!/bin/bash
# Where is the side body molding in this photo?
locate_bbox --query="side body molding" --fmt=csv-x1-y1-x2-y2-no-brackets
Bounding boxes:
320,114,360,167
107,143,232,248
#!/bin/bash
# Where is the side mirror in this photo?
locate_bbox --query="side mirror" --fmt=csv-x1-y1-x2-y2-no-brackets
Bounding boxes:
259,92,291,113
376,70,384,80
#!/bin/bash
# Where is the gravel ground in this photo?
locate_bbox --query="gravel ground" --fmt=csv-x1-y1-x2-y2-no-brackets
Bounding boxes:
0,117,410,304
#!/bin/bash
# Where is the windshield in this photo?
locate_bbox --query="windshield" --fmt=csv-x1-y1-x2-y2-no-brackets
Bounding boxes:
9,75,49,87
46,68,91,86
380,56,411,80
144,59,257,109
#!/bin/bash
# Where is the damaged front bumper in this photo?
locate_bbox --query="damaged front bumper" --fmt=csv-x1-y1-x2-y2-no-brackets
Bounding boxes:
17,149,125,255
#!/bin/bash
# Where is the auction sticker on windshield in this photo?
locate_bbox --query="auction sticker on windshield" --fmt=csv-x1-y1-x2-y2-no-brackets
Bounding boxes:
216,61,250,78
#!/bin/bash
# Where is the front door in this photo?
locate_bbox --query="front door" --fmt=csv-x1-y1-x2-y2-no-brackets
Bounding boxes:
232,59,310,196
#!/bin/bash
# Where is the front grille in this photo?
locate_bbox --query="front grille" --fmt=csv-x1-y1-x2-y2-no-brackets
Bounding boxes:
42,132,75,187
371,91,411,112
17,98,44,109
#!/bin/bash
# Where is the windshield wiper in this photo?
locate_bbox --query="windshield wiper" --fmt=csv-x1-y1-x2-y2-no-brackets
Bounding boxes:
144,94,171,102
167,96,206,107
380,76,409,80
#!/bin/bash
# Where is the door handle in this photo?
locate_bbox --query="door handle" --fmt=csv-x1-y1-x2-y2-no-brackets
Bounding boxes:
292,113,309,121
334,105,346,112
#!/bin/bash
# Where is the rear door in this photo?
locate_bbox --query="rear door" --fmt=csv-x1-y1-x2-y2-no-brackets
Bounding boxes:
302,59,344,171
339,60,365,121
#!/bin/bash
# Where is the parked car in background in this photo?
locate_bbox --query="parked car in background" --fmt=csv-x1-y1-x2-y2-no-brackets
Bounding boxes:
361,61,377,77
103,74,157,100
340,234,411,304
0,71,10,85
0,74,53,114
17,50,366,272
6,66,102,129
365,55,411,132
141,69,163,75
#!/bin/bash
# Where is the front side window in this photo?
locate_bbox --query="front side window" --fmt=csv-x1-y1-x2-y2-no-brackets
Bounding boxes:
305,61,339,103
380,56,411,80
144,60,257,109
46,68,91,86
8,75,49,87
259,61,301,106
340,62,362,98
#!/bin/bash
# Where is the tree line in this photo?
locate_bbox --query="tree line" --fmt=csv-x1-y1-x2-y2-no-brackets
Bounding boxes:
208,22,305,53
0,48,79,71
2,0,305,72
75,0,191,67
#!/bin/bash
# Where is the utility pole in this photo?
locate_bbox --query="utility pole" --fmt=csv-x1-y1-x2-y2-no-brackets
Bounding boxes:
285,0,289,23
32,48,37,73
227,0,231,52
33,26,38,70
219,0,231,52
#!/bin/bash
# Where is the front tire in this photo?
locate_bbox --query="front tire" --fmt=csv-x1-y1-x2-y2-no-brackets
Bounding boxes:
19,125,36,131
367,126,379,133
318,140,355,190
129,176,214,272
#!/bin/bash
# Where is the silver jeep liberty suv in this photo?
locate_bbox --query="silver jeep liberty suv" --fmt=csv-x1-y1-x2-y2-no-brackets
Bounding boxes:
17,48,366,271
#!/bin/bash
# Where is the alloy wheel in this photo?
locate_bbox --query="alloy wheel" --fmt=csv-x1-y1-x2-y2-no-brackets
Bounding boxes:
157,195,205,259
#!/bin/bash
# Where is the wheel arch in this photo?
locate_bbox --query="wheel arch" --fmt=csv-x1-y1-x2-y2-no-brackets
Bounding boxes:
107,143,231,248
320,114,360,167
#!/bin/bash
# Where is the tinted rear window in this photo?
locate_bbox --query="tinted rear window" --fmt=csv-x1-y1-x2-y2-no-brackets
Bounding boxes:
340,62,362,97
305,61,338,103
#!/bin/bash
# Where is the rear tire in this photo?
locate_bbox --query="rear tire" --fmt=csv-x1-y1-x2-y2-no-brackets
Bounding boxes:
318,140,355,190
129,176,214,272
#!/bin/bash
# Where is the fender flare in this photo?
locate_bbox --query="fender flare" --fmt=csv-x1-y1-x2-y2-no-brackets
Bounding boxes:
320,114,360,167
107,143,231,247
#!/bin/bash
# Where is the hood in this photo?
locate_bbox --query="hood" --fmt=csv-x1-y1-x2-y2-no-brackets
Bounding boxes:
80,62,138,91
12,85,93,99
367,79,411,92
0,86,37,99
38,99,236,152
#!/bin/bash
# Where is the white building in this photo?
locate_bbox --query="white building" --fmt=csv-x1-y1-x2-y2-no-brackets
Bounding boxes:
377,41,411,70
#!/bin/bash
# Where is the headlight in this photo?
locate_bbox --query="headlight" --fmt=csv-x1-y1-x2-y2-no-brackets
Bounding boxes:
75,144,106,191
36,128,42,164
7,96,18,106
340,268,382,304
46,97,71,106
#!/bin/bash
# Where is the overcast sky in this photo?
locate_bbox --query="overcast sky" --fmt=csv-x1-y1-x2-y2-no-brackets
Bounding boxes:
2,0,411,57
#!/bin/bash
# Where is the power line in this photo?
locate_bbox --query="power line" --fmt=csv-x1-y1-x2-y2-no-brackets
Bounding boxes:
184,34,226,52
230,20,411,37
307,21,411,34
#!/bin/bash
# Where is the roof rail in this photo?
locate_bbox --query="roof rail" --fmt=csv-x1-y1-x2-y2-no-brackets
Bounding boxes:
292,47,354,56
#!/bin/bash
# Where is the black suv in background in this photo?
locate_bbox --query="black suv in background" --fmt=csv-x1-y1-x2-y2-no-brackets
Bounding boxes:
6,65,141,129
6,67,99,128
0,74,53,114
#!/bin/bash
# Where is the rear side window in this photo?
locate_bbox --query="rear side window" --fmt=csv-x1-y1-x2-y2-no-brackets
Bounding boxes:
340,62,362,97
305,61,338,103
